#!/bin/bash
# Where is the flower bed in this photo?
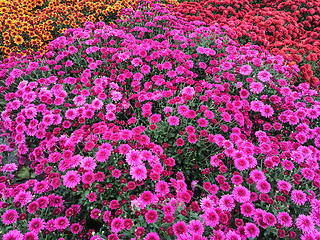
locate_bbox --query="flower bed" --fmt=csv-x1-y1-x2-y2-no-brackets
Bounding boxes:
172,0,320,89
1,1,320,240
0,0,178,61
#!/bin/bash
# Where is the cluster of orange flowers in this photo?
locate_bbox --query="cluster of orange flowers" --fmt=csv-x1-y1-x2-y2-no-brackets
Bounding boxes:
0,0,155,60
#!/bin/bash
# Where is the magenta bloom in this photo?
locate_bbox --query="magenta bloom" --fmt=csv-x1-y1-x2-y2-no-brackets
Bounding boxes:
181,87,195,96
155,180,170,197
90,209,101,220
263,213,276,226
145,209,158,224
202,208,219,227
277,212,292,228
130,164,147,181
244,223,260,239
185,110,196,119
188,220,204,236
256,180,271,193
2,229,23,240
197,118,208,127
140,191,154,206
234,158,249,171
291,190,307,206
173,221,188,236
250,82,264,94
241,202,255,217
96,148,111,162
258,70,272,82
250,100,263,112
82,171,95,185
296,215,315,233
70,223,83,234
111,217,125,233
168,116,179,126
23,232,38,240
145,232,160,240
188,134,198,144
232,185,250,203
240,65,253,75
260,105,274,118
63,170,81,188
150,114,161,123
126,150,143,166
28,218,46,233
1,209,18,225
219,195,235,211
55,217,70,230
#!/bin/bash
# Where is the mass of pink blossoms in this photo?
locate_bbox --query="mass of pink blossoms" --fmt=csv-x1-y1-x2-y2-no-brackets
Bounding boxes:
0,1,320,240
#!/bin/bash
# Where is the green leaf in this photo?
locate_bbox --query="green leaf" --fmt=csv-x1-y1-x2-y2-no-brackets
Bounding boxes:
14,166,31,180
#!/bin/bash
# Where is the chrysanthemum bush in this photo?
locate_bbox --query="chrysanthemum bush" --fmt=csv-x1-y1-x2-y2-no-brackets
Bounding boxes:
1,1,320,239
172,0,320,89
1,0,179,61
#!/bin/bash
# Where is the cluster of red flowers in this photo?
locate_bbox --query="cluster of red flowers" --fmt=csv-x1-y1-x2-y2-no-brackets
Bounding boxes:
173,0,320,88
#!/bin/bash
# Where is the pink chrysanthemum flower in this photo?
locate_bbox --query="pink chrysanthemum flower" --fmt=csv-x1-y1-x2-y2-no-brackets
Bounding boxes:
244,222,260,239
188,134,198,144
111,218,125,234
55,217,70,230
130,165,147,181
277,180,292,192
226,231,241,240
28,218,46,233
96,148,111,162
126,150,143,166
145,209,158,224
202,208,219,227
80,157,97,171
90,209,101,220
250,82,264,94
241,202,255,217
173,221,188,236
62,170,81,188
234,158,249,171
87,192,97,202
181,87,195,96
168,116,180,126
219,195,235,211
155,181,170,197
232,185,250,203
200,197,215,211
14,191,33,207
250,100,263,112
23,232,38,240
291,190,307,206
240,65,253,75
188,220,204,236
80,167,94,182
91,98,103,109
1,209,18,225
2,229,23,240
257,70,272,82
296,215,315,233
70,223,83,234
256,180,271,193
2,163,18,173
73,95,86,106
277,212,292,228
260,105,274,118
140,191,154,206
145,232,160,240
250,170,266,183
197,118,208,127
